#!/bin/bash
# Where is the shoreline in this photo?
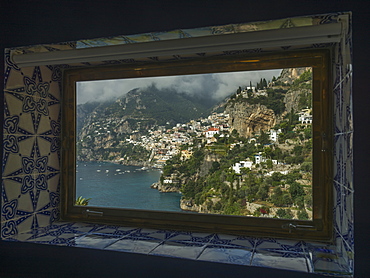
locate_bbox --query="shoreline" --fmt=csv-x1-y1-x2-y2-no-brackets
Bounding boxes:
77,159,162,170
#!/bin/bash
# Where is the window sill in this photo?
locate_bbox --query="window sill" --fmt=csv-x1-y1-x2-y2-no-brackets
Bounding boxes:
2,221,352,277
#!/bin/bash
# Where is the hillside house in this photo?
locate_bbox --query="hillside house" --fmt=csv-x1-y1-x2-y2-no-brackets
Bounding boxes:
254,152,266,164
232,160,254,174
269,129,282,142
205,127,220,138
298,109,313,124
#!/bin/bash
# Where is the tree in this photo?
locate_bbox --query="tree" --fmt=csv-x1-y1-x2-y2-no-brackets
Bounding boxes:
300,162,312,172
258,130,270,145
276,208,294,219
209,161,220,173
266,159,273,169
297,210,309,220
293,145,303,156
262,78,267,88
271,186,284,206
256,184,269,201
289,182,305,201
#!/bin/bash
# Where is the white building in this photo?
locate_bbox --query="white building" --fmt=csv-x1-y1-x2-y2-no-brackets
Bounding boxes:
254,153,266,164
232,160,254,174
205,127,220,138
269,129,282,142
298,109,313,124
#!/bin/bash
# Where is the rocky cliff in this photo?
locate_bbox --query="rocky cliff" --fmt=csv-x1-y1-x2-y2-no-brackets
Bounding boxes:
225,103,276,138
278,67,311,84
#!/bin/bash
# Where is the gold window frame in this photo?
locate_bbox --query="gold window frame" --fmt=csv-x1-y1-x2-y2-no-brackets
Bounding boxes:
62,49,333,241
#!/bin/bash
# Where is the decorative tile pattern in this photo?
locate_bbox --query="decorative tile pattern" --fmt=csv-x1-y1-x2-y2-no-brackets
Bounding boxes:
198,244,253,265
105,237,162,254
2,12,353,277
150,240,206,260
251,250,309,272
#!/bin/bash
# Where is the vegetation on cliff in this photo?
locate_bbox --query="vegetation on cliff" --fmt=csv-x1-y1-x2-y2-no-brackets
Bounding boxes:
158,68,313,220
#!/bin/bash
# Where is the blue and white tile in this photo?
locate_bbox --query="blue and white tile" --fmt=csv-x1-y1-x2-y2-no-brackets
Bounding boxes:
91,224,138,237
308,241,351,275
333,87,344,134
312,256,350,275
12,214,36,235
165,230,214,244
4,93,36,135
45,173,60,196
23,229,84,246
198,244,253,265
73,233,123,249
3,69,22,91
1,219,20,239
124,227,175,242
2,179,22,220
333,135,344,187
3,137,36,178
343,130,353,162
344,151,353,191
207,233,238,245
34,210,53,228
2,227,38,242
251,249,309,272
254,237,304,253
344,99,353,134
209,234,255,249
35,114,56,135
46,101,61,124
150,240,206,260
69,222,110,234
37,137,60,172
45,221,102,235
342,187,354,227
105,237,162,254
34,189,52,211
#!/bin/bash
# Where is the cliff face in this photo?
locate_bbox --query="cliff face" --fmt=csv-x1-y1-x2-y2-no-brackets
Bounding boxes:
199,153,221,177
278,67,311,84
225,103,276,138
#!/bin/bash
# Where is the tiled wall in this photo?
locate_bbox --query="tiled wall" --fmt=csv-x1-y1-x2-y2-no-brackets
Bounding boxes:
2,62,61,237
331,14,354,272
2,12,353,276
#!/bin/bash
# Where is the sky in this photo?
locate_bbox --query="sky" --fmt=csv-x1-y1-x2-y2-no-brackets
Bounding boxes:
76,69,282,105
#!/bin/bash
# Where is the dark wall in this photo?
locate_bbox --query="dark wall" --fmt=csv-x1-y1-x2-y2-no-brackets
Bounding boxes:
1,1,369,277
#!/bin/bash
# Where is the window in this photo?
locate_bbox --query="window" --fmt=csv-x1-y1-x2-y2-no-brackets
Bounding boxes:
62,49,333,240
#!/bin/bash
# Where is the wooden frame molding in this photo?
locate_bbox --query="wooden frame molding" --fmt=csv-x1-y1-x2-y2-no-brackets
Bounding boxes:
62,49,333,241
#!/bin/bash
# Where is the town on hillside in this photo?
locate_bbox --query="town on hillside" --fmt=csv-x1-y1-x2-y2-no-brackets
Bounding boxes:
77,67,313,220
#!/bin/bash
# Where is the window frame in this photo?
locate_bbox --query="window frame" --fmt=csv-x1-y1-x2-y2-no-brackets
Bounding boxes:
62,49,333,241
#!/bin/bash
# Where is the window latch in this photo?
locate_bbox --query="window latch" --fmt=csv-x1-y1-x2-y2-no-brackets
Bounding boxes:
282,223,315,233
84,209,103,217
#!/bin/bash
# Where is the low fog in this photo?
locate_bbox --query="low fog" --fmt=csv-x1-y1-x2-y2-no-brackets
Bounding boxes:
77,69,282,105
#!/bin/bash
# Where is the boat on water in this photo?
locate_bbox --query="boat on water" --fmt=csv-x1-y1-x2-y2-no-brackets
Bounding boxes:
96,169,101,172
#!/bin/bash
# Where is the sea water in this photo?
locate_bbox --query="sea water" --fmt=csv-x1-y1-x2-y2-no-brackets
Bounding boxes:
76,161,182,211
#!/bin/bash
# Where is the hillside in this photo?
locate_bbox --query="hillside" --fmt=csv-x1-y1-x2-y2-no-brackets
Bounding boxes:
157,67,313,220
76,86,218,163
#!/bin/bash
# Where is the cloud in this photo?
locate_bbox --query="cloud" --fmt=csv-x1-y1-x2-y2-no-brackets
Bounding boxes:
77,69,282,104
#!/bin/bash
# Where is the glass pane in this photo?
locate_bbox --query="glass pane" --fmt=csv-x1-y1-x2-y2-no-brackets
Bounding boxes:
75,67,312,220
